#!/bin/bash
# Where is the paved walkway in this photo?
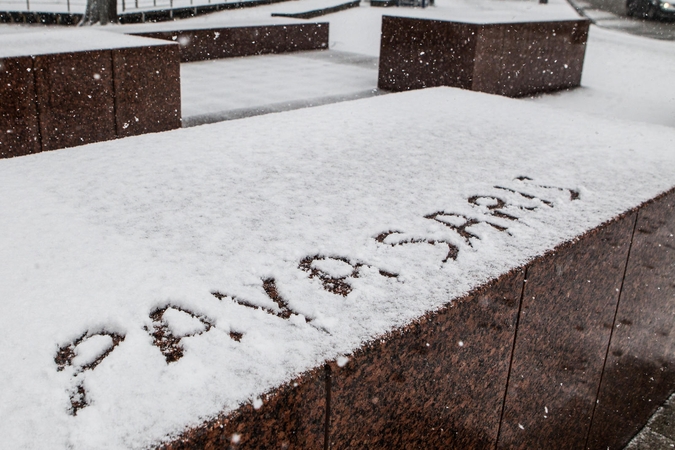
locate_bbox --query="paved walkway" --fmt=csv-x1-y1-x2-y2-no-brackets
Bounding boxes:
625,393,675,449
567,0,675,40
180,49,381,126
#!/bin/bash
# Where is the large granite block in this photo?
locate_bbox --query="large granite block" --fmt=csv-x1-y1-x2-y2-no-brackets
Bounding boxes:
328,268,525,449
0,30,181,158
496,213,636,449
132,23,329,63
112,43,181,137
0,56,41,158
378,16,476,92
34,50,117,152
378,16,589,97
587,189,675,450
159,368,327,449
477,21,589,97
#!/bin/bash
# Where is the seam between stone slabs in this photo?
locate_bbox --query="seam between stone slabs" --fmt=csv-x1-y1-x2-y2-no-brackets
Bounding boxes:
324,363,331,450
29,55,44,154
110,50,121,138
494,265,528,449
583,210,639,450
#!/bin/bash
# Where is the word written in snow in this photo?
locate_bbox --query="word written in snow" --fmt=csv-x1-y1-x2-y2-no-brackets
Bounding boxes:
54,307,221,415
213,277,332,333
375,231,459,263
52,257,398,412
500,175,580,202
147,306,216,364
375,177,580,262
51,177,575,414
213,278,295,319
55,331,125,415
299,255,398,297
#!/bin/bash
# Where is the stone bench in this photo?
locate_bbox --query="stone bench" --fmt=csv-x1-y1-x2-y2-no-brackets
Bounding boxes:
0,29,181,158
3,80,674,450
378,16,590,97
157,190,675,449
128,22,329,62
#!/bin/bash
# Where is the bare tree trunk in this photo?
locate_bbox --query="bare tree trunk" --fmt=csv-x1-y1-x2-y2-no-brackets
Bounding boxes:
79,0,117,25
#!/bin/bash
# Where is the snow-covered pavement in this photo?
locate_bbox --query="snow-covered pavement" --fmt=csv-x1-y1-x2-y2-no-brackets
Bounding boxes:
180,49,379,125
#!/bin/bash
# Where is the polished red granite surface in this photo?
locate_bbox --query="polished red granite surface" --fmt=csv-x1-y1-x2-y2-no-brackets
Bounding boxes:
378,16,589,97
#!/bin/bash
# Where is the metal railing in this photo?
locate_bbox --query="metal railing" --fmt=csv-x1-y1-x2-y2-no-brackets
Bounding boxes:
0,0,253,14
0,0,86,13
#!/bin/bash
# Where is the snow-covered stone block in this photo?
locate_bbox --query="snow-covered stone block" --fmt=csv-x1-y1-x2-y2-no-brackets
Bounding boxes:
0,29,180,157
129,22,329,62
1,87,675,449
378,16,589,97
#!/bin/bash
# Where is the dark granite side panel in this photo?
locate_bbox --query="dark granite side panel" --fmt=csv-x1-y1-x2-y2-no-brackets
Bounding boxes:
379,17,588,96
497,213,636,450
112,44,181,137
34,50,116,151
587,190,675,450
471,24,505,95
507,20,587,97
474,20,588,98
283,23,329,53
378,16,477,92
133,23,329,63
329,268,525,449
0,56,41,158
159,367,327,449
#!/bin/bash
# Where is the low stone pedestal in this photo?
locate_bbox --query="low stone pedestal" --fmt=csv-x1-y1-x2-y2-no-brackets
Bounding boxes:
378,16,589,97
130,23,329,63
0,30,181,158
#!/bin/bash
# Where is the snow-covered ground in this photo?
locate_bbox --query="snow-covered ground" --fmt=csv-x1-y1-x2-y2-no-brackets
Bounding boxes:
528,26,675,128
1,0,675,448
125,0,675,128
180,50,379,124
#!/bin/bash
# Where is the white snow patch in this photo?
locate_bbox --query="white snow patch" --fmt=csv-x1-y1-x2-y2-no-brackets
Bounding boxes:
163,308,208,337
434,214,468,227
311,258,354,278
71,335,114,369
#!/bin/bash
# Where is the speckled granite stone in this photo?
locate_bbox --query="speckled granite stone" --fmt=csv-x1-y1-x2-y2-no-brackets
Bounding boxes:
587,189,675,450
157,367,327,450
497,212,636,450
132,23,329,63
34,50,116,151
378,16,589,97
0,56,40,158
327,268,525,449
112,43,181,137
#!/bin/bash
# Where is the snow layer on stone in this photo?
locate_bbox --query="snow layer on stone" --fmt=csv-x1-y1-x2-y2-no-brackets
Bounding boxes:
112,14,305,34
311,258,354,279
0,28,172,58
268,0,358,14
163,308,209,337
2,87,675,449
71,335,115,369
